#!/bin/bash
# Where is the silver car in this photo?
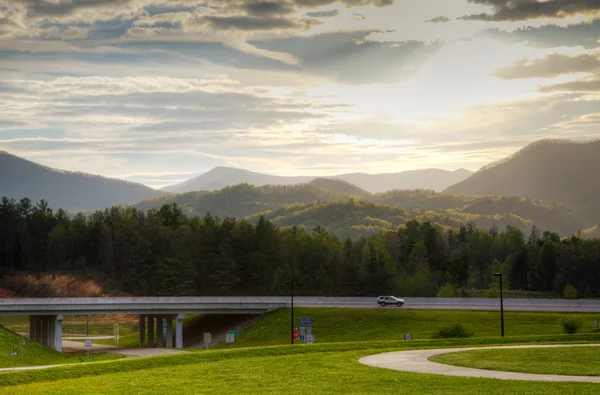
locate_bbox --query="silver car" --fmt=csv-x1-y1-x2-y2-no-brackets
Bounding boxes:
377,295,404,307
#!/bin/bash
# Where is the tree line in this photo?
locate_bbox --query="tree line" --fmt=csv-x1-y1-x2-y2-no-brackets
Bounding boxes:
1,196,599,298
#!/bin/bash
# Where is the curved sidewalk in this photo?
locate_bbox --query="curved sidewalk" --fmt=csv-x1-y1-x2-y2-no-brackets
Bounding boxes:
359,344,600,383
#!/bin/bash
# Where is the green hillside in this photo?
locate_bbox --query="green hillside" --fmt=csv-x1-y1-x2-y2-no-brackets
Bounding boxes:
134,183,348,219
308,178,369,195
133,181,594,239
248,198,589,240
445,139,600,211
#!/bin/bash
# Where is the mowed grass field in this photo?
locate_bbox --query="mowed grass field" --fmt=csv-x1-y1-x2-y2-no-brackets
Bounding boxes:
3,335,600,394
431,346,600,376
0,325,123,369
229,308,600,347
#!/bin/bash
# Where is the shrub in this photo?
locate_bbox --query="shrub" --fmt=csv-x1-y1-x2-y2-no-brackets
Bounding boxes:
486,283,500,298
437,284,456,297
432,323,474,339
563,284,578,299
561,316,582,334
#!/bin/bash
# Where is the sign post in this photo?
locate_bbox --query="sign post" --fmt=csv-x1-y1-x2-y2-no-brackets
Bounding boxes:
226,330,238,345
9,345,18,370
404,334,412,341
203,332,212,351
114,324,119,353
299,317,313,344
84,339,92,361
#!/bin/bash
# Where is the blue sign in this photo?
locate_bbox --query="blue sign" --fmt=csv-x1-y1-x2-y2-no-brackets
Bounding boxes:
300,335,305,340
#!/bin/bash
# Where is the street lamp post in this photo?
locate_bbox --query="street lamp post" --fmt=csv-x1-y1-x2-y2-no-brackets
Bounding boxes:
285,280,294,345
494,272,504,337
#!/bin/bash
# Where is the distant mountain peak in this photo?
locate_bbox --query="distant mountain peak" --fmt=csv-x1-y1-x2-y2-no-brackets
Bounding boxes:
445,138,600,208
0,151,165,211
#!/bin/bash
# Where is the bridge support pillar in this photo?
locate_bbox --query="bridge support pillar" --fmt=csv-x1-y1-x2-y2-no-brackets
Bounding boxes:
156,317,163,347
148,315,155,347
41,317,49,346
139,315,146,347
176,314,184,349
55,314,63,352
48,316,56,349
29,315,36,341
35,316,43,344
166,316,173,348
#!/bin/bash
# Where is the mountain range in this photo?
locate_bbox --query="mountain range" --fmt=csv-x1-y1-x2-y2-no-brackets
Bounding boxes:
0,151,166,211
445,139,600,213
3,138,600,239
161,166,473,194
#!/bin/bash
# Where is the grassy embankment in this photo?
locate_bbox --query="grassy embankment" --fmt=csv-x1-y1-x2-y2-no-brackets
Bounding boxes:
3,334,600,394
431,346,600,376
225,308,600,348
0,325,123,369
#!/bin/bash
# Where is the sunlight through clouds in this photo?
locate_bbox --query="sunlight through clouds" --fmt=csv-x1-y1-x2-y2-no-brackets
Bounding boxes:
0,0,599,186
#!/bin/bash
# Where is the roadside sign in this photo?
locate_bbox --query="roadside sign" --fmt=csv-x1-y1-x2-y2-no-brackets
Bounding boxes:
84,339,93,350
163,321,167,338
404,334,412,341
204,332,212,350
293,329,299,340
226,333,235,343
9,352,17,356
305,333,314,344
227,330,239,336
595,321,598,329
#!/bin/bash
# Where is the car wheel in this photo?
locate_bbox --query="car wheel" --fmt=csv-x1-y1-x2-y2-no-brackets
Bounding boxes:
397,302,403,307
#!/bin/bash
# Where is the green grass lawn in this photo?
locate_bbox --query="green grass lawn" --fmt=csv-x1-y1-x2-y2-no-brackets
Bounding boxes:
229,308,600,348
431,346,600,376
4,335,600,394
0,325,124,369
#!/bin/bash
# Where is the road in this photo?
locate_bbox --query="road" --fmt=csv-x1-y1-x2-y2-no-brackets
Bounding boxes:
0,345,187,373
293,297,600,312
359,344,600,382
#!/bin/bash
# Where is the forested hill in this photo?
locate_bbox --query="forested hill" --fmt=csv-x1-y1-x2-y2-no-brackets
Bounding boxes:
307,178,369,195
0,151,165,210
162,166,473,194
2,197,600,299
445,139,600,210
248,199,589,240
134,183,594,239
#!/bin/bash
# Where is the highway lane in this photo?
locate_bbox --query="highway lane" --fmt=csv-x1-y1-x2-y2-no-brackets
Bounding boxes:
291,297,600,312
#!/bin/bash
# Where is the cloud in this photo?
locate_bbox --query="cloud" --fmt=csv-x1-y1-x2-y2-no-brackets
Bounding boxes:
352,13,366,20
245,1,296,16
201,15,310,31
479,20,600,49
539,79,600,92
460,0,600,22
305,9,339,18
0,16,22,37
251,31,443,83
494,53,600,79
425,16,450,23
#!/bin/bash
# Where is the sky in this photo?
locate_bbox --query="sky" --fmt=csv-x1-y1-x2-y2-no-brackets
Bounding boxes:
1,0,600,189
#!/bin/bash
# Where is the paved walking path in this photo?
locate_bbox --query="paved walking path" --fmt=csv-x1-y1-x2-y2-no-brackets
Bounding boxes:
0,346,187,373
359,344,600,382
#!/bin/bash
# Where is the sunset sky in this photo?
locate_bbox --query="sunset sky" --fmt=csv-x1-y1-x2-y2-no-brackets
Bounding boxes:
1,0,599,188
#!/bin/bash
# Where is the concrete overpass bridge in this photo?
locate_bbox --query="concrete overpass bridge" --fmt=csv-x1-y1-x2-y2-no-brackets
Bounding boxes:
3,296,600,352
0,297,288,352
